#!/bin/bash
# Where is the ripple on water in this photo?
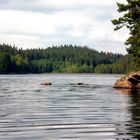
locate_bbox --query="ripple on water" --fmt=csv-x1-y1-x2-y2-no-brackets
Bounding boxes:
0,74,139,140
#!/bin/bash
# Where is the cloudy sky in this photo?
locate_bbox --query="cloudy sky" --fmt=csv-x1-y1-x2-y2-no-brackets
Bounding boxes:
0,0,128,54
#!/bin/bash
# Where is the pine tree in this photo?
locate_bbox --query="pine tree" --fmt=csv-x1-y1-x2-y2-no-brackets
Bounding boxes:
112,0,140,66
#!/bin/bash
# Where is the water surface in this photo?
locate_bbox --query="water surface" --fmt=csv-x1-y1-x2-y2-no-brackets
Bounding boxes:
0,74,140,140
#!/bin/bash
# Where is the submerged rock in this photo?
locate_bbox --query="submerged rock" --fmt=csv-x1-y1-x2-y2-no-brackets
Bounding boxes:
77,83,84,85
70,82,87,86
41,81,52,86
113,71,140,89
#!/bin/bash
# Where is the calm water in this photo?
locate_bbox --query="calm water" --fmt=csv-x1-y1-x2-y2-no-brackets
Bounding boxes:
0,74,140,140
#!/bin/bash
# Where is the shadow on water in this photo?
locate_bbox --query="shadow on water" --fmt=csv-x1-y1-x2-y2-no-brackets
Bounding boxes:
115,89,140,139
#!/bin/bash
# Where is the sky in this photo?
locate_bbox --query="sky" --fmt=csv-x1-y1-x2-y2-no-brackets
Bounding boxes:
0,0,128,54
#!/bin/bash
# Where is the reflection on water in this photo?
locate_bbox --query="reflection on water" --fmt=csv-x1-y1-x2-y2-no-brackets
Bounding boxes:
115,88,140,95
127,90,140,139
115,89,140,140
0,74,140,140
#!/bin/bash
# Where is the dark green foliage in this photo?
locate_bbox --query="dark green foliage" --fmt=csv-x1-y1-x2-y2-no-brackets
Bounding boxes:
11,55,29,73
0,44,138,74
94,55,139,74
112,0,140,66
0,52,11,73
31,60,53,73
22,45,121,66
0,44,19,55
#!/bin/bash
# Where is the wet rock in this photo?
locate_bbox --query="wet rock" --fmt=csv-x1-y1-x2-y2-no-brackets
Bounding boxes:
136,83,140,89
113,81,134,89
113,71,140,89
77,83,84,85
70,82,86,86
41,81,52,85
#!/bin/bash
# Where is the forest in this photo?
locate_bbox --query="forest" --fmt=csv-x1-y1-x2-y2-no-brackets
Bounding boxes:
0,44,139,74
1,0,140,74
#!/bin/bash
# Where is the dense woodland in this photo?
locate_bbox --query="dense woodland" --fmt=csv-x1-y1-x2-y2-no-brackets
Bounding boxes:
0,44,139,74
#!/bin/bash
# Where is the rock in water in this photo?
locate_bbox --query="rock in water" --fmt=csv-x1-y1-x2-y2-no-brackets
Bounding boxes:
113,71,140,89
114,81,135,89
77,83,84,85
136,83,140,89
41,81,52,85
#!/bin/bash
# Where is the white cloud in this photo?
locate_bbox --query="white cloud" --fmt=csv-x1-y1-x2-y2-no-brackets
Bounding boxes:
0,0,127,12
0,0,129,54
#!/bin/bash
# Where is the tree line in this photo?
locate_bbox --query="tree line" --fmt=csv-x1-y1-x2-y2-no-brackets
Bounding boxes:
0,44,139,74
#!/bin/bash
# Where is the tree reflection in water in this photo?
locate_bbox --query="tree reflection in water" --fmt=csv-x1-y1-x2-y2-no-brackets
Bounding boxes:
117,89,140,139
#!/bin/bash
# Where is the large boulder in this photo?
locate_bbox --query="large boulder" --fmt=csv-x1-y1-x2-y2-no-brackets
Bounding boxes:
113,81,134,89
113,71,140,89
136,83,140,89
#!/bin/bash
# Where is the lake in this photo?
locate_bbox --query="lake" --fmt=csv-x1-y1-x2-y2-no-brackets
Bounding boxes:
0,74,140,140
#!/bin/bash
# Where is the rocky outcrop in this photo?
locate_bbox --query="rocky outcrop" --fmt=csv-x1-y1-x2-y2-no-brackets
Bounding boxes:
113,71,140,89
41,81,52,85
